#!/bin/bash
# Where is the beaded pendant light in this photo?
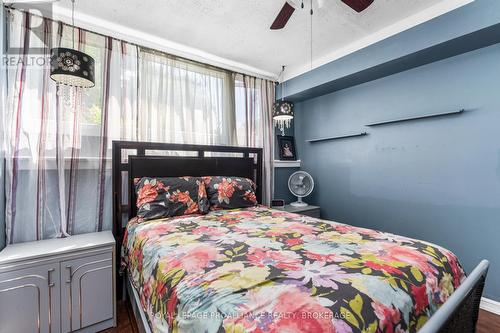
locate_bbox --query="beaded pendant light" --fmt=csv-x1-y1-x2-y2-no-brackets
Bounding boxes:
50,0,95,88
273,65,294,136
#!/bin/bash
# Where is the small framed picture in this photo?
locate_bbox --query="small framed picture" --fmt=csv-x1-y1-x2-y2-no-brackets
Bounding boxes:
277,135,297,160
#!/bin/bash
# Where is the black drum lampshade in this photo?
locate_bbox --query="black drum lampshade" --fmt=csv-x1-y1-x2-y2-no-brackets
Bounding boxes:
272,100,294,120
273,100,294,135
50,47,95,88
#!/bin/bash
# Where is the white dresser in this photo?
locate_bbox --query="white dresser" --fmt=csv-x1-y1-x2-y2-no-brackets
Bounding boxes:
0,231,116,333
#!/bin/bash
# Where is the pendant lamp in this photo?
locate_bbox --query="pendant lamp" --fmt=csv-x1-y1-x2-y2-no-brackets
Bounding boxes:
50,0,94,88
273,65,294,136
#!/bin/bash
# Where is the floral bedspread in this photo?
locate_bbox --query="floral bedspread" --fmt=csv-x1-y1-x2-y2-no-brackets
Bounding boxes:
122,206,465,333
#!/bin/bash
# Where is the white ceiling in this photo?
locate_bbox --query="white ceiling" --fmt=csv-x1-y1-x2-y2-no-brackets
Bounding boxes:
49,0,473,80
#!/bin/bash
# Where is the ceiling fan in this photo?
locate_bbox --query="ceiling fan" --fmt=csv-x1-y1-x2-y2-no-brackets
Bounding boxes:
270,0,374,30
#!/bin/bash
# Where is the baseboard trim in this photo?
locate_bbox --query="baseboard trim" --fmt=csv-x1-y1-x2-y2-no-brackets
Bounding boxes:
480,297,500,316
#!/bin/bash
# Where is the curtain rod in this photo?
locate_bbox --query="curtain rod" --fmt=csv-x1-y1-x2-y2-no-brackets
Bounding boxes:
4,5,275,82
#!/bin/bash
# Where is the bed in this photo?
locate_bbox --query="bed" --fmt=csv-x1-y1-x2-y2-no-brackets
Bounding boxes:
112,141,489,333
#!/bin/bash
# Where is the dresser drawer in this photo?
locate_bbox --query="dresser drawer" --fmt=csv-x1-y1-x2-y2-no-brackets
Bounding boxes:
0,263,60,333
61,251,114,332
0,231,116,333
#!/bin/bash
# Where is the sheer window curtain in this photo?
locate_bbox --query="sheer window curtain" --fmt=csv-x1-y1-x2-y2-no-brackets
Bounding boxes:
137,50,236,146
4,9,275,244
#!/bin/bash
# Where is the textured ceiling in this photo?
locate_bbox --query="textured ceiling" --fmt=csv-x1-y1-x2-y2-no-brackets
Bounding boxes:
52,0,470,79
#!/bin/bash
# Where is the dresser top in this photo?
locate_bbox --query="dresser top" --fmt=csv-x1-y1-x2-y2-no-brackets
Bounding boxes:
0,231,115,265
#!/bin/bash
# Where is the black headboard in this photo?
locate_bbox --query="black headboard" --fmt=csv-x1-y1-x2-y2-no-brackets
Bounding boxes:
112,140,262,242
112,141,262,298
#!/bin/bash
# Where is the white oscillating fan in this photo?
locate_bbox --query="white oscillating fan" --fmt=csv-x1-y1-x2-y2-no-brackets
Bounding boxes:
288,171,314,207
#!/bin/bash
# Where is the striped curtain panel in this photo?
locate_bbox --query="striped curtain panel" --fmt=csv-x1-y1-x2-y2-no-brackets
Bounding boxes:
3,9,275,244
4,10,138,243
234,74,275,205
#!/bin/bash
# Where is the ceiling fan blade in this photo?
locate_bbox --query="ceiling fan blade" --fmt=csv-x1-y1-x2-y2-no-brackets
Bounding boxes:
270,2,296,30
341,0,374,12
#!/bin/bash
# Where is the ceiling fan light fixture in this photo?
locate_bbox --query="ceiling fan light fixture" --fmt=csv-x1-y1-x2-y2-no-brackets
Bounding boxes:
270,0,373,30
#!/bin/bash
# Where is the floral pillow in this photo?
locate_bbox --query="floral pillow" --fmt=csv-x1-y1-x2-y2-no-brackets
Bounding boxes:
202,176,257,210
135,177,209,221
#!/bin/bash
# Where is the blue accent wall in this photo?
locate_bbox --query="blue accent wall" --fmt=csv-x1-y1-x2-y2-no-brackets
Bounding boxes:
274,167,299,204
292,43,500,301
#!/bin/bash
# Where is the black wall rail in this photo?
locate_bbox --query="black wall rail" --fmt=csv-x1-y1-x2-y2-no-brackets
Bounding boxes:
306,109,464,143
307,132,368,143
366,109,464,127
